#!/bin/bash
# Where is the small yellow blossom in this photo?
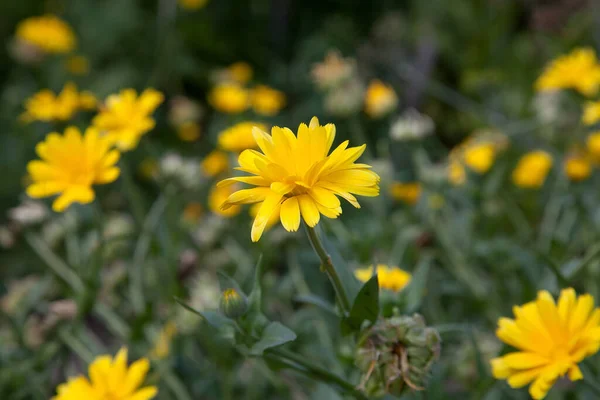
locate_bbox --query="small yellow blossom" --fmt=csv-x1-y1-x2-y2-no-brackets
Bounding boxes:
92,88,164,151
176,121,201,142
151,321,177,359
219,117,380,242
21,82,96,123
218,121,267,152
491,289,600,399
52,347,157,400
208,83,249,114
354,264,411,292
201,150,229,177
582,101,600,126
251,85,286,116
448,161,466,186
66,55,90,75
227,62,253,84
178,0,208,9
209,184,240,217
182,202,203,223
463,142,496,174
389,182,421,205
16,15,76,54
535,47,600,97
586,132,600,162
364,80,398,118
26,127,120,212
512,150,553,189
564,153,592,181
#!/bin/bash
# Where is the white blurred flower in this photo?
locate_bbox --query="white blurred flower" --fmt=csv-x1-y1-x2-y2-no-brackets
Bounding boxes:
103,213,135,240
175,270,221,333
390,108,434,141
0,226,15,249
324,78,365,117
159,152,202,190
532,90,561,125
8,199,48,227
192,214,227,246
168,96,203,126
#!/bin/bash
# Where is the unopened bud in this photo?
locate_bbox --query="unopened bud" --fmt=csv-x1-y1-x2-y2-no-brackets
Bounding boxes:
219,288,248,319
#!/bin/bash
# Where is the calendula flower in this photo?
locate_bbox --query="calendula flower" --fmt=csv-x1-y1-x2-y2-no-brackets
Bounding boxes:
587,132,600,162
208,184,240,217
219,117,380,242
364,80,398,118
15,15,76,54
355,264,411,292
226,62,253,84
463,142,496,174
389,109,434,141
26,127,120,212
21,82,96,123
219,288,248,319
448,161,466,186
176,121,201,142
92,88,163,151
312,50,355,90
52,347,157,400
583,101,600,126
66,55,90,75
389,182,421,205
491,289,600,399
201,150,229,177
512,150,553,189
251,85,286,116
208,83,249,114
218,121,267,152
178,0,208,9
564,153,592,181
535,47,600,97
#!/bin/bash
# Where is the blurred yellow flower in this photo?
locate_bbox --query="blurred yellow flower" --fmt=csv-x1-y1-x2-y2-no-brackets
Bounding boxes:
463,142,496,174
209,184,240,217
182,202,203,223
26,127,120,212
201,150,229,177
227,62,253,84
251,85,286,116
92,88,164,151
364,80,397,118
354,264,411,292
178,0,208,10
52,347,157,400
16,15,76,54
208,83,249,114
218,121,267,152
535,47,600,97
66,55,90,75
151,321,177,359
491,289,600,400
512,150,553,189
448,161,466,186
564,153,591,181
582,101,600,126
389,182,421,205
176,121,201,142
219,117,380,242
587,132,600,162
21,82,96,123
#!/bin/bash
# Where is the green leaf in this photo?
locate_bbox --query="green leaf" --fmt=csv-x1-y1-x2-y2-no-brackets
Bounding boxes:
294,294,337,316
174,297,234,330
217,271,245,295
247,255,264,313
404,253,433,312
341,274,379,335
249,322,297,356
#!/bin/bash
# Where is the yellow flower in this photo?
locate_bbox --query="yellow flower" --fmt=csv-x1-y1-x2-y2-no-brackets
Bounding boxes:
587,132,600,162
52,347,157,400
512,150,553,189
535,47,600,97
354,264,411,292
209,184,240,217
21,82,96,123
92,88,164,151
364,80,397,118
564,153,592,181
208,83,249,114
151,321,177,359
201,150,229,177
218,121,267,152
15,15,76,54
389,182,421,205
491,289,600,399
66,55,90,75
178,0,208,9
219,117,380,242
448,161,466,186
227,62,253,84
176,121,201,142
463,142,496,174
582,101,600,126
26,127,120,212
251,85,286,116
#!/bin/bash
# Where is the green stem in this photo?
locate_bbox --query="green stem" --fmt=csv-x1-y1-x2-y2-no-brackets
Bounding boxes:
304,226,351,314
581,362,600,397
57,328,94,363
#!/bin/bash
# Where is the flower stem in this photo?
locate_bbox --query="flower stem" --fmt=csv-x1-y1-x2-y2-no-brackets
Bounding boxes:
581,362,600,397
304,226,351,315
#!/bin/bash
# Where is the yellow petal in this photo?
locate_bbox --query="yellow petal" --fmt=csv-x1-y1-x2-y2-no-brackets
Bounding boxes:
280,197,300,232
128,386,158,400
308,187,340,209
298,195,320,227
251,192,283,242
501,352,549,370
52,186,95,212
121,358,150,395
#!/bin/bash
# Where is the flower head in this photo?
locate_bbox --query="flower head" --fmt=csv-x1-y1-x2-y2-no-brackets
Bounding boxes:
208,83,249,114
251,85,286,116
512,150,553,189
22,82,96,123
26,127,120,212
448,161,466,186
463,142,496,174
355,264,411,292
587,132,600,162
491,289,600,399
201,150,229,177
225,62,253,84
16,15,75,54
564,153,591,181
52,347,157,400
92,88,164,151
364,80,397,118
389,182,421,205
583,100,600,126
219,117,380,241
535,48,600,97
390,109,434,141
218,121,267,152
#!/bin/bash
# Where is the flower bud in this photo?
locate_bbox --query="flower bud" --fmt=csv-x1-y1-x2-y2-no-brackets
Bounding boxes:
219,288,248,319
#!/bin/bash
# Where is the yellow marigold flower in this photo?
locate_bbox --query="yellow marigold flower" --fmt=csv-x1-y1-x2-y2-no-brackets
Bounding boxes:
208,83,249,114
15,15,76,54
448,161,466,186
151,321,177,359
201,150,229,177
219,117,380,242
176,121,201,142
535,47,600,97
491,289,600,399
389,182,421,205
463,142,496,174
354,264,411,292
92,88,164,151
26,127,120,212
178,0,208,10
209,184,240,217
512,150,553,189
564,153,592,181
586,132,600,162
218,121,267,152
582,101,600,126
364,80,397,118
251,85,286,116
52,347,157,400
227,62,253,84
66,55,90,76
21,82,96,123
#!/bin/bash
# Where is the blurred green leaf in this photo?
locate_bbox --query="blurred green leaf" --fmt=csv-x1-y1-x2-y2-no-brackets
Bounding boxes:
250,322,297,356
341,274,379,335
174,297,235,330
405,252,433,312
